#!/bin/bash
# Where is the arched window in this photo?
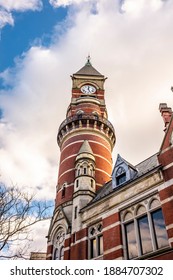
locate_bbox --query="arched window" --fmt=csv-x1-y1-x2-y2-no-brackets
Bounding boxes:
61,186,65,198
76,179,79,188
76,110,84,119
89,223,103,259
136,205,146,215
91,179,93,188
92,111,99,119
60,246,64,260
124,211,133,221
53,228,65,260
122,198,169,259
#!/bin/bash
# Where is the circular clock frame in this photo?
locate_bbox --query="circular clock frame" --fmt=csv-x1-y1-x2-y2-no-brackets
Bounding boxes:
81,85,96,94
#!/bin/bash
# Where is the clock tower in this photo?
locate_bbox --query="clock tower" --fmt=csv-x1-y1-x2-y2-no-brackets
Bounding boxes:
46,57,115,259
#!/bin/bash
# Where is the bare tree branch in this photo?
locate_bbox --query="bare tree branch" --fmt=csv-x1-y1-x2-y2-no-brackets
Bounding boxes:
0,183,53,259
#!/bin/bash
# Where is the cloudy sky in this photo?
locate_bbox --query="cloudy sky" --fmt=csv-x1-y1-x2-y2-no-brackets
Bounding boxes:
0,0,173,255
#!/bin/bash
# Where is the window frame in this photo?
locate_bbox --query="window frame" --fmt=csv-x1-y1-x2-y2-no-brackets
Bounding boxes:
88,222,103,259
122,197,169,259
116,166,126,186
53,228,65,260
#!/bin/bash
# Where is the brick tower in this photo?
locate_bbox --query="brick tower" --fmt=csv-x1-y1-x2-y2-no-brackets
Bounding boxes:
46,57,115,259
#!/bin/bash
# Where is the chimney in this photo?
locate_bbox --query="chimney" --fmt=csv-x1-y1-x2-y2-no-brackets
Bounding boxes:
159,103,172,131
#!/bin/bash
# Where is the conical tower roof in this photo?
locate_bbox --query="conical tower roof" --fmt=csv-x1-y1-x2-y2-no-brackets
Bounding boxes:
74,56,104,77
78,140,94,155
76,140,95,162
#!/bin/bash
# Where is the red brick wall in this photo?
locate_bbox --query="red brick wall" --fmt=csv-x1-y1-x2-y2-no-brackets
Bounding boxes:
102,212,123,260
104,249,123,260
56,132,112,205
46,244,53,260
158,123,173,251
70,240,88,260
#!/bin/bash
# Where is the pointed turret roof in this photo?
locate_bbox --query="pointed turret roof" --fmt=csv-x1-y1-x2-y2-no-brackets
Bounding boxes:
76,140,95,162
74,56,104,77
78,140,94,155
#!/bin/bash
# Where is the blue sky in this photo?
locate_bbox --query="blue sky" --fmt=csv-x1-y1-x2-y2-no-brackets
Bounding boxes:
1,0,173,255
0,2,67,72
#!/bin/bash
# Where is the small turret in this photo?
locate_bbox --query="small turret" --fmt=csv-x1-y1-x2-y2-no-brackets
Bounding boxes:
72,140,96,232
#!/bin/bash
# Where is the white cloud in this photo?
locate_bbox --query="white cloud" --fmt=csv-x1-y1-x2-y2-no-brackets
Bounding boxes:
0,0,42,11
121,0,164,15
0,9,13,28
0,47,67,199
49,0,89,8
0,0,42,28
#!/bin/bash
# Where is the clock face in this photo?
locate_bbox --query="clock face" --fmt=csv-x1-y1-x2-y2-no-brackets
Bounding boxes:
81,85,96,94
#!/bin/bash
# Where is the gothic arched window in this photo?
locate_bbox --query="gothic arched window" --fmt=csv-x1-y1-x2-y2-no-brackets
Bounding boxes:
88,223,103,259
53,228,65,260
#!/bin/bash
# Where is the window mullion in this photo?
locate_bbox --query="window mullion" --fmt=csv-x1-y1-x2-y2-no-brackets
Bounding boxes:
96,236,99,257
122,223,128,259
134,218,142,257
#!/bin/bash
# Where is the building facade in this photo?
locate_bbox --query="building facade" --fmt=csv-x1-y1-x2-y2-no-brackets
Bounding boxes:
46,59,173,260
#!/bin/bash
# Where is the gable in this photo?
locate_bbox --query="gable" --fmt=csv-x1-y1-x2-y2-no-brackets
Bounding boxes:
112,154,137,189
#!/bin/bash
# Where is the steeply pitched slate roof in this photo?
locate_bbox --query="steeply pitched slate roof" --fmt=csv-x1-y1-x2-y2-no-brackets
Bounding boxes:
135,153,159,177
74,59,103,77
89,153,160,204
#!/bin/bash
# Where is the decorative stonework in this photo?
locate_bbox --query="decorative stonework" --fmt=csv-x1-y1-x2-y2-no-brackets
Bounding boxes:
57,114,115,148
53,228,65,260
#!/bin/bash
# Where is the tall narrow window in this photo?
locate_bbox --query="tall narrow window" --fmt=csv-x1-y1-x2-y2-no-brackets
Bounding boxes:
60,247,64,260
74,206,78,219
98,235,103,256
61,186,65,198
138,215,152,255
91,179,93,188
89,223,103,259
125,221,138,259
76,179,79,188
90,238,97,259
151,209,169,249
116,166,126,186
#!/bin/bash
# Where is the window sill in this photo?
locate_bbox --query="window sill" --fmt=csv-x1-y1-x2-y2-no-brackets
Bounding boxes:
135,246,172,260
90,255,103,260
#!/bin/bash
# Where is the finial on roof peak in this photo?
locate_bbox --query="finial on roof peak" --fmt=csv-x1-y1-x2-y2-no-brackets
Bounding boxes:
74,56,103,76
85,54,92,66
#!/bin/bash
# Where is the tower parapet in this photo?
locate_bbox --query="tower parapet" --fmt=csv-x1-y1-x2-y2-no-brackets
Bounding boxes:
57,113,115,149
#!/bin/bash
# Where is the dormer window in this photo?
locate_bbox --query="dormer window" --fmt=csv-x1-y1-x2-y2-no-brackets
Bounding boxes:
116,166,126,185
112,154,138,189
